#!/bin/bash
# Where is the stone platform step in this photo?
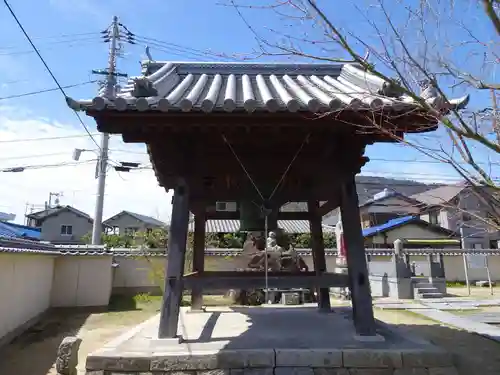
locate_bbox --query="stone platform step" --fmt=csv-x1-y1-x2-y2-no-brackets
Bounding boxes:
416,292,444,299
414,283,434,289
85,308,458,375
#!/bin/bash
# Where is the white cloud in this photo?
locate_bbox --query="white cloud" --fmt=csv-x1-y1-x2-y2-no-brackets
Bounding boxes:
0,106,172,224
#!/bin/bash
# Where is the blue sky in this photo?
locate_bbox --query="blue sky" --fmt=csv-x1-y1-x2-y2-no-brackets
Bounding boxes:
0,0,498,221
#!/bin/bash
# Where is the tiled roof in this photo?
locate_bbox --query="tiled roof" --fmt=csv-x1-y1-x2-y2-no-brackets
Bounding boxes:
362,216,416,237
0,221,41,240
68,61,468,114
103,210,166,227
362,215,458,238
187,219,336,234
106,247,500,257
26,205,92,222
410,184,467,206
1,242,499,257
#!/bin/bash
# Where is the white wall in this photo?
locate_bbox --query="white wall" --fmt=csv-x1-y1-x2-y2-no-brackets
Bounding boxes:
51,256,113,307
0,254,54,341
368,223,448,246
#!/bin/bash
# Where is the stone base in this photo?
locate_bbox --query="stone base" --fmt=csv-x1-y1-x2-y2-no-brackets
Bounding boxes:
331,266,350,300
86,306,458,375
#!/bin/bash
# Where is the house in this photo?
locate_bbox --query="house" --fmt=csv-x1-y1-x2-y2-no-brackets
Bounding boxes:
321,176,440,227
411,184,500,248
358,188,423,229
362,215,460,248
103,211,166,236
25,205,93,244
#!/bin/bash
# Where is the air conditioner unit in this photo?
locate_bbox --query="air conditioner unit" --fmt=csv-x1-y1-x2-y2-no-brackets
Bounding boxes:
215,202,237,212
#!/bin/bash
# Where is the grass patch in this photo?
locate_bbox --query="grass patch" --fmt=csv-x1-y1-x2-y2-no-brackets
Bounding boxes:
109,293,233,312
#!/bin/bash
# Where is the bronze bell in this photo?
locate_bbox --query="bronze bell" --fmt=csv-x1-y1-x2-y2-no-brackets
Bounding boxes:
239,200,265,232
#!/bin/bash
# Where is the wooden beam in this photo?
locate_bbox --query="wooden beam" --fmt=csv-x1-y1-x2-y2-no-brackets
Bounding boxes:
183,271,349,290
190,210,206,311
340,175,377,336
92,109,438,136
204,210,311,220
158,180,190,339
317,198,341,217
308,201,331,312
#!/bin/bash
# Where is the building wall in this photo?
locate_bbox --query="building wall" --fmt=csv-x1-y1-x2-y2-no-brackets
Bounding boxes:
365,223,451,246
105,214,162,236
51,256,113,307
39,211,92,244
420,191,499,249
110,254,337,294
0,254,54,343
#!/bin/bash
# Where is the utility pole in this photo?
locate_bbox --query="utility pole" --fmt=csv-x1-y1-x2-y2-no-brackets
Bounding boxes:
91,16,120,245
491,89,499,144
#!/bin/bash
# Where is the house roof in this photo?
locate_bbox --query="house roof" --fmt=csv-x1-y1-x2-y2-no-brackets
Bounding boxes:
103,210,166,227
362,215,457,238
67,61,468,115
410,184,467,206
187,219,335,234
0,221,41,240
26,205,93,222
359,189,423,209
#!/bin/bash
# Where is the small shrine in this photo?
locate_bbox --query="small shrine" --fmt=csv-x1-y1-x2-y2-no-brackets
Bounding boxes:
69,60,468,340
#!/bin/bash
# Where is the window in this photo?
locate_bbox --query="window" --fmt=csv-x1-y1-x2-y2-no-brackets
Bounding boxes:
124,227,138,236
61,225,73,236
216,202,227,211
428,211,439,225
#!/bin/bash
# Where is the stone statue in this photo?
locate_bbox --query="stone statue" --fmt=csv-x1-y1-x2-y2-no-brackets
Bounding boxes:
267,231,277,248
231,230,314,305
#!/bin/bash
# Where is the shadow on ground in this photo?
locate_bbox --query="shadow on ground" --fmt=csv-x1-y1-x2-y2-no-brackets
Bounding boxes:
0,309,90,375
184,306,500,375
392,320,500,375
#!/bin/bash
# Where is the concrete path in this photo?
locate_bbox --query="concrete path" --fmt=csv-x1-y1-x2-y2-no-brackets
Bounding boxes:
409,308,500,343
373,297,500,343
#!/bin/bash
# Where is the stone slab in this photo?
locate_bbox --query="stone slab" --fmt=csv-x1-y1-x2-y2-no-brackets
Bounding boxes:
86,306,455,374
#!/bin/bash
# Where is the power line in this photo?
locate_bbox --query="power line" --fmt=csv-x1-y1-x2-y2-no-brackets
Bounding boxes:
0,133,100,143
0,151,82,161
3,0,100,149
0,41,104,57
0,159,97,172
0,81,96,101
1,31,102,45
0,35,103,52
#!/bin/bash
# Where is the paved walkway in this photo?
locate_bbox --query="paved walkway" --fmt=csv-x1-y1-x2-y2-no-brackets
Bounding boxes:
408,309,500,343
374,298,500,343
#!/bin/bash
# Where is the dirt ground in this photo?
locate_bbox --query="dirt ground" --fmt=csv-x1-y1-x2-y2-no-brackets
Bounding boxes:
1,294,500,375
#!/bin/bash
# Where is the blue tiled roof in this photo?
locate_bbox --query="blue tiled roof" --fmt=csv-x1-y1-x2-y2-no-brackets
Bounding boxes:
362,216,416,237
0,222,41,240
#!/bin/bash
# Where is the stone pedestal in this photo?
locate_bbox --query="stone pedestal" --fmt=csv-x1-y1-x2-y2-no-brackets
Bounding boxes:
331,256,350,300
85,307,458,375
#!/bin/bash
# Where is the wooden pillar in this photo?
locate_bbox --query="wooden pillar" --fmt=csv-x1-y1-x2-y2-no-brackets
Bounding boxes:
158,181,190,338
190,210,206,311
307,201,331,312
339,176,376,336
